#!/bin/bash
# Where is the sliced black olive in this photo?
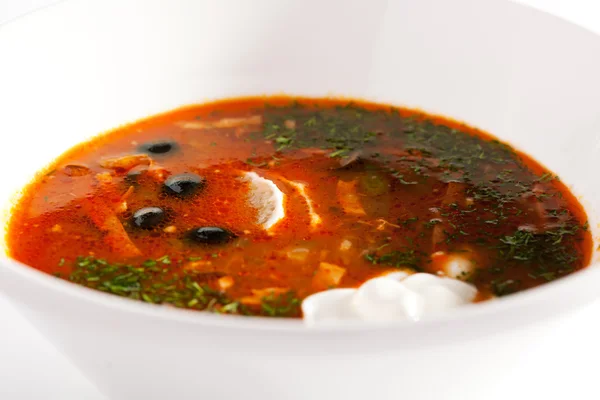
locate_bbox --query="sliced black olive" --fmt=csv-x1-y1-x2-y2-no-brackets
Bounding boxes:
187,227,236,245
139,140,178,155
132,207,165,229
164,173,206,197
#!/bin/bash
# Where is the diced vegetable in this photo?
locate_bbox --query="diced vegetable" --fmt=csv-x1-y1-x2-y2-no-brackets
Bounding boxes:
95,171,113,183
183,260,213,270
287,248,310,262
339,240,355,265
312,262,347,290
145,166,169,183
240,287,289,305
337,179,366,216
442,182,467,207
178,115,262,129
339,240,352,251
218,276,235,291
298,148,329,155
359,171,390,196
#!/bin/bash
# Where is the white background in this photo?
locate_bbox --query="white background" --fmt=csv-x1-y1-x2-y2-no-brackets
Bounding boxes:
0,0,599,399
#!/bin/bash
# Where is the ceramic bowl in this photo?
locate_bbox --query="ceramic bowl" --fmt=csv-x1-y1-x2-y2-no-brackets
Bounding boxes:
1,1,600,399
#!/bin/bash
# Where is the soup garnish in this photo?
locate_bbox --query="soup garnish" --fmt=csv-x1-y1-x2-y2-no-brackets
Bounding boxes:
6,97,591,319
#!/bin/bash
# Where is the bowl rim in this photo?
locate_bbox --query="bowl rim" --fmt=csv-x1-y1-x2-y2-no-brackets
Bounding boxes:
2,252,599,334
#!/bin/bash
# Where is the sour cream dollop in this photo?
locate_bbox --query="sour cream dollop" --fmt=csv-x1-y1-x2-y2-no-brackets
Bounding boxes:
241,171,286,231
301,272,477,324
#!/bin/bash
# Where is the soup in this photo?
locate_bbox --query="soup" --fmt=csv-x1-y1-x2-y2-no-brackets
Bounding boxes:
5,97,591,319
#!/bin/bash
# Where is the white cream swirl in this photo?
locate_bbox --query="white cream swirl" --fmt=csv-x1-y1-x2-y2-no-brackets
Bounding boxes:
302,272,477,324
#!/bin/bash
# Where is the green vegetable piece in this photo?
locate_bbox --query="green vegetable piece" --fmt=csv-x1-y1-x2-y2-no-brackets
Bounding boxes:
359,171,390,196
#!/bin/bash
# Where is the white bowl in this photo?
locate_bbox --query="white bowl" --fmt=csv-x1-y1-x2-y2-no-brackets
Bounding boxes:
1,1,600,399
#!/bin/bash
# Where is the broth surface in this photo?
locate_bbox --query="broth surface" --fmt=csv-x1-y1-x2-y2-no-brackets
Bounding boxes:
6,97,592,317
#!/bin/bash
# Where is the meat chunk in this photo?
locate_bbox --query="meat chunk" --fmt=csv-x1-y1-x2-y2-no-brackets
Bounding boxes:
178,115,263,130
99,154,152,172
84,200,141,257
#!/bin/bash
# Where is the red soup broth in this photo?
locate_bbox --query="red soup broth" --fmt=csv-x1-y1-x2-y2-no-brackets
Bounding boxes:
6,97,592,317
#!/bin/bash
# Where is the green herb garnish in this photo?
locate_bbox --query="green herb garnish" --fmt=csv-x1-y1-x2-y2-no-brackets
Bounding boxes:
260,291,301,318
261,102,380,158
365,248,423,270
68,256,246,314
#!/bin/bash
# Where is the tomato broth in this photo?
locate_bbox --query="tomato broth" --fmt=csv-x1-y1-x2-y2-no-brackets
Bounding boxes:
6,97,592,317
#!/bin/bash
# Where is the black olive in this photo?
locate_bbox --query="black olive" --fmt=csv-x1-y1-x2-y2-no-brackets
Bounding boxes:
164,173,206,197
132,207,165,229
187,227,236,245
139,140,178,155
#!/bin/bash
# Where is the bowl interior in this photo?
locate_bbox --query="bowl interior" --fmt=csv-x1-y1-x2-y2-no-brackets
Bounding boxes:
1,0,600,316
